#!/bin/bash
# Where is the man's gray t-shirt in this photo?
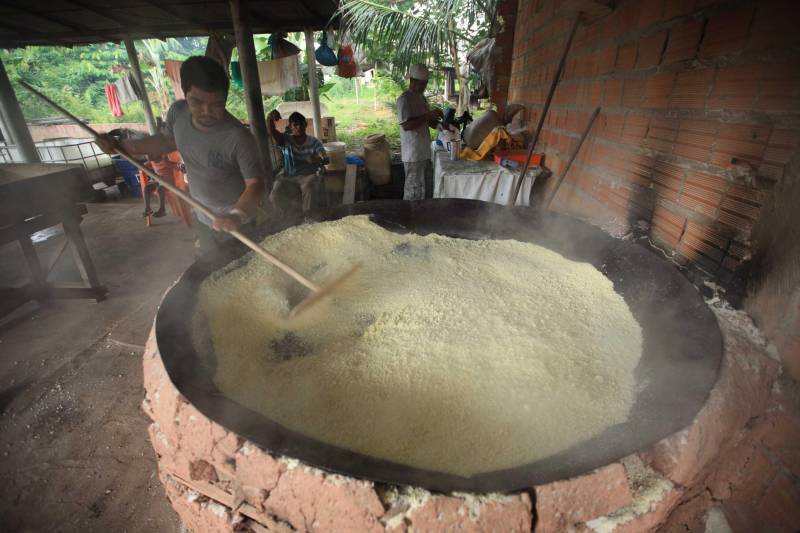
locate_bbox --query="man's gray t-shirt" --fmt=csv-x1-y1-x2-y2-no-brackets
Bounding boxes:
165,100,262,225
397,90,432,163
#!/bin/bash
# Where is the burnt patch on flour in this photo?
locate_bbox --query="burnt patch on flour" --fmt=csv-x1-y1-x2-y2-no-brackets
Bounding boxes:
392,241,431,259
353,313,376,337
270,332,311,361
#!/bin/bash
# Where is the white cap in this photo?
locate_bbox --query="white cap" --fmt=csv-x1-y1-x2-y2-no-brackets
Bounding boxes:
406,64,430,81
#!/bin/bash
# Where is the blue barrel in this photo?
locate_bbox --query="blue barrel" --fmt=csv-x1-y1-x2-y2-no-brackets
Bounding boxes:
112,157,143,197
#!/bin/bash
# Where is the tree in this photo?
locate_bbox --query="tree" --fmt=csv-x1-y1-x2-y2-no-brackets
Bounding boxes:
0,38,209,124
336,0,499,113
139,39,174,118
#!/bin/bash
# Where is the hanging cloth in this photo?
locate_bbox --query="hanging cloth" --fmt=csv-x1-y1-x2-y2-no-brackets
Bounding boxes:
105,84,124,117
164,60,185,100
115,74,138,105
257,54,301,96
460,126,511,160
230,61,243,89
128,72,143,99
268,33,301,59
205,32,235,75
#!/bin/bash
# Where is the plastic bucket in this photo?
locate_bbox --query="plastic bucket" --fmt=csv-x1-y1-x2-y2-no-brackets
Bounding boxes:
324,142,347,171
112,156,143,197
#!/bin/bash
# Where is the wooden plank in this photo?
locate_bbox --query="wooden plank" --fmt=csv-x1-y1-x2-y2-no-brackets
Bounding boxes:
61,215,104,298
18,236,45,290
163,469,284,530
123,36,158,135
343,164,357,205
0,205,87,247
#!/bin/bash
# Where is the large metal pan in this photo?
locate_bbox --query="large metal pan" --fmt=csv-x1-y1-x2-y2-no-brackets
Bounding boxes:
155,199,722,492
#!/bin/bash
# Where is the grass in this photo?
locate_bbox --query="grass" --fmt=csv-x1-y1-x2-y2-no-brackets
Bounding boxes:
322,80,400,153
325,84,402,154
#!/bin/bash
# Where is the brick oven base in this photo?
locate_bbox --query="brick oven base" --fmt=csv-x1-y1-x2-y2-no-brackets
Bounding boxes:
142,301,795,532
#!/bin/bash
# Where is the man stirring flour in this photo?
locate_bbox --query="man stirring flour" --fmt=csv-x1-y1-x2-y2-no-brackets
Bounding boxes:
97,56,265,256
396,64,443,200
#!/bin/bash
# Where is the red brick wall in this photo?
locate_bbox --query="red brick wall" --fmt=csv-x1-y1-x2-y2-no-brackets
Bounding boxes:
506,0,800,284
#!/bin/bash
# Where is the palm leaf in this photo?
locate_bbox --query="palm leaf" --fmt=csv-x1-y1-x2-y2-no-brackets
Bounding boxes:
335,0,469,77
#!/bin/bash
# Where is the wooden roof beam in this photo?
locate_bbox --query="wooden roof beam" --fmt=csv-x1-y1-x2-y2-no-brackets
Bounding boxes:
0,20,63,47
139,0,210,30
4,4,93,34
66,0,167,38
66,0,129,28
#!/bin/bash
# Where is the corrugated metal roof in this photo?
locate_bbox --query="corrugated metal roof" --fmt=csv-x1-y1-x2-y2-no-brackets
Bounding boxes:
0,0,340,48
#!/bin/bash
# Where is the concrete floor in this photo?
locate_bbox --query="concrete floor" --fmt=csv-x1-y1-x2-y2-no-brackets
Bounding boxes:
0,198,196,532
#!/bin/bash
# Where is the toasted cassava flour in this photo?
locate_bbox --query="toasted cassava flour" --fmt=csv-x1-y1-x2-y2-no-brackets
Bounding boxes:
195,216,643,477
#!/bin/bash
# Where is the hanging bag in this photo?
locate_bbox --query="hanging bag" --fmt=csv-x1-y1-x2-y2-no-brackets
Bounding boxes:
315,30,338,66
336,32,358,78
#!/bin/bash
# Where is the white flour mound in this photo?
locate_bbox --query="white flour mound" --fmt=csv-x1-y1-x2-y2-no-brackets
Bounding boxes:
196,215,643,477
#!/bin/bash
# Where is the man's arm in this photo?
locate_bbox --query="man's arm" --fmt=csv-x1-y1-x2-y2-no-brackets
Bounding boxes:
398,102,442,131
266,110,286,147
211,131,267,232
96,132,176,159
212,177,264,232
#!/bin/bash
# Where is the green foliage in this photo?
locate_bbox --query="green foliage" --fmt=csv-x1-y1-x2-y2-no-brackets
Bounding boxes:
1,38,206,124
337,0,498,77
325,78,403,153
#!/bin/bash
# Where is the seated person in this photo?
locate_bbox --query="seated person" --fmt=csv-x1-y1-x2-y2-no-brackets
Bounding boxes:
266,110,328,212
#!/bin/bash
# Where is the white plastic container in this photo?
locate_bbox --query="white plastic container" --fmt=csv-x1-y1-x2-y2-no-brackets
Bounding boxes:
324,141,347,171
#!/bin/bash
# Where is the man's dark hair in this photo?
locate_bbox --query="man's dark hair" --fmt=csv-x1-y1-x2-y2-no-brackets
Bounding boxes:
288,112,307,126
180,56,229,97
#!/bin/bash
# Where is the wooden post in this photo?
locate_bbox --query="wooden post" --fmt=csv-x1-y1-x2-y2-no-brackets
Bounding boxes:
123,36,158,135
231,0,275,187
0,56,40,163
304,28,323,139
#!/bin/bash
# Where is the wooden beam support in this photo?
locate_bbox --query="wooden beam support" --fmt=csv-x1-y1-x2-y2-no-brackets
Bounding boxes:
123,36,158,135
230,0,275,188
0,56,40,163
304,27,323,139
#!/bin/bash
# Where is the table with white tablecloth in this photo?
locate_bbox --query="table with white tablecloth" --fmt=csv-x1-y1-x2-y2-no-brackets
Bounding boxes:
432,147,541,206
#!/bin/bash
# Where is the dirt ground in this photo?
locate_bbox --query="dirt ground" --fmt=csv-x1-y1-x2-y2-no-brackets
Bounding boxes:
0,198,196,532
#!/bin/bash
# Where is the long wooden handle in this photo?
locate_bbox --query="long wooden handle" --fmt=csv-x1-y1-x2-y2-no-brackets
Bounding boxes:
19,80,320,293
509,13,582,206
544,106,600,210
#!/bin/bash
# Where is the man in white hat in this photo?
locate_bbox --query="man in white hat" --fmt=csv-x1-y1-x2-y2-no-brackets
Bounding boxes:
396,63,443,200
